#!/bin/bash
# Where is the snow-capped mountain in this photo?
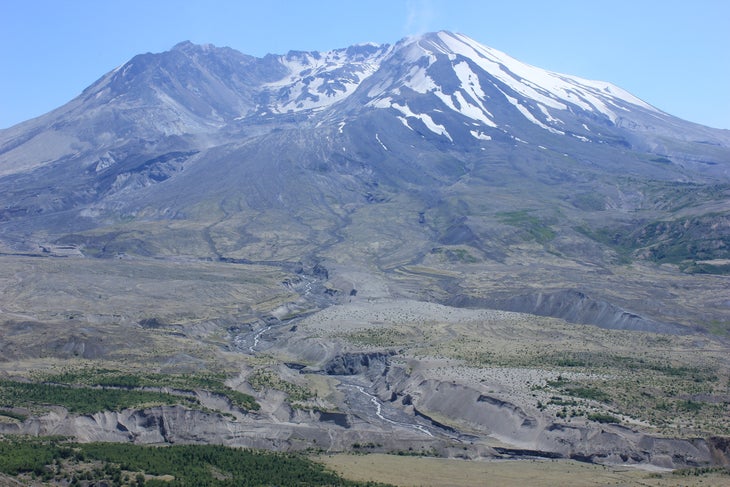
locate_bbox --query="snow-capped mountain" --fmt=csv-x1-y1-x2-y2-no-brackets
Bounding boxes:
3,31,730,472
0,31,728,282
366,32,657,138
5,30,723,180
262,43,389,114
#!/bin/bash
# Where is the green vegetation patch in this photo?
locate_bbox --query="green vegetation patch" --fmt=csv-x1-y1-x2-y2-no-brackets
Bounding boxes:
0,436,75,479
672,466,730,478
542,368,729,435
0,409,28,422
570,192,605,211
431,246,479,263
582,212,730,273
0,437,390,486
248,369,315,403
642,181,730,212
704,320,730,337
680,260,730,275
0,380,192,415
586,412,620,424
545,382,610,403
563,387,611,402
37,369,259,412
541,351,718,382
344,328,418,348
496,209,556,244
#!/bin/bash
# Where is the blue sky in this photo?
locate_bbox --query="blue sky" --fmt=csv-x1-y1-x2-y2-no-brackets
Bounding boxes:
1,0,729,129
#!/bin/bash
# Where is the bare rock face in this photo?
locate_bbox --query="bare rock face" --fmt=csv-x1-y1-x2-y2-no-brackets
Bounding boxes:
404,380,540,442
449,290,686,334
709,436,730,467
0,405,449,453
323,352,392,376
2,406,282,448
371,366,727,469
1,351,727,470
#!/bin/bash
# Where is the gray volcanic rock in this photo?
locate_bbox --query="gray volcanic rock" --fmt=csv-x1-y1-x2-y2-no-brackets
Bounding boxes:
1,33,727,250
448,290,687,333
323,352,393,376
1,383,723,469
373,367,726,469
0,405,449,453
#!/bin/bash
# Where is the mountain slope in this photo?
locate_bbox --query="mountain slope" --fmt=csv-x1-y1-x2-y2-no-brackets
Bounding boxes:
1,31,729,322
1,31,730,470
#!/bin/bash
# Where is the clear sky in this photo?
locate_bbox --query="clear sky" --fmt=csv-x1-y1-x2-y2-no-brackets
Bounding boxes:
1,0,729,129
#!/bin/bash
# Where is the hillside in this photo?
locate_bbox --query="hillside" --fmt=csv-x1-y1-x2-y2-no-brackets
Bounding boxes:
0,31,729,475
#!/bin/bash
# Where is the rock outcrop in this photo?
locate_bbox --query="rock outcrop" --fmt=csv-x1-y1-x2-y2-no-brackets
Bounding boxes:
449,290,686,334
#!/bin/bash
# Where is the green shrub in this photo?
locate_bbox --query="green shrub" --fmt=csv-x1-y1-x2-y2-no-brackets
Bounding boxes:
0,380,193,414
0,438,393,486
587,412,619,424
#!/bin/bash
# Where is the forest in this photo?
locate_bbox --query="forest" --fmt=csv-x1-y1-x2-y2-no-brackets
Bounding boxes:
0,436,391,486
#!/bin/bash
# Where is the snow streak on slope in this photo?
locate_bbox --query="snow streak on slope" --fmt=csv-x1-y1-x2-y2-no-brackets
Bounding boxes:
219,31,662,141
452,61,498,127
363,31,660,140
265,45,389,113
391,101,453,141
436,32,658,122
27,31,664,152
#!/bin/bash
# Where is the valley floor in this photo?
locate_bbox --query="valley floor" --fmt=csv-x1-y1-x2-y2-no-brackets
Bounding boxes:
0,255,729,480
317,454,730,487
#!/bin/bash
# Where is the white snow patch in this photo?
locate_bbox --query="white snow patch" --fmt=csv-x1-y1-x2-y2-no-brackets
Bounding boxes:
434,32,659,126
375,133,388,150
397,116,412,130
419,113,453,141
438,33,567,111
406,66,438,93
536,103,563,125
452,61,497,127
470,130,492,141
433,90,457,112
500,91,564,135
392,103,452,141
264,46,385,113
369,96,394,109
400,58,501,133
454,90,497,127
391,102,417,118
